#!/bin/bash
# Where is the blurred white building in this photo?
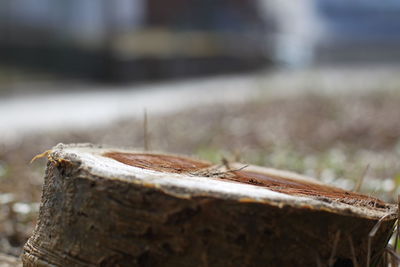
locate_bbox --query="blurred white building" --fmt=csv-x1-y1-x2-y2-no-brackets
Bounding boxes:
257,0,320,66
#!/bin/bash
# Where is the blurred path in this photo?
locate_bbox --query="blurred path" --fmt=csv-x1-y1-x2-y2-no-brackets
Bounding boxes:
0,74,262,144
1,65,400,144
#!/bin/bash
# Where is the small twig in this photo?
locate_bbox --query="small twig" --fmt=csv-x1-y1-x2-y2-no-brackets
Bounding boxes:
30,150,52,164
143,109,149,151
367,213,393,267
328,230,341,267
354,164,370,192
347,236,359,267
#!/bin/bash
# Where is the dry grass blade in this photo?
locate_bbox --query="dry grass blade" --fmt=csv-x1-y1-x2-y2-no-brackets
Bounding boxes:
225,164,248,173
354,164,370,192
189,164,248,178
221,156,231,170
385,246,400,263
367,213,392,267
369,214,392,238
382,249,388,267
315,253,322,267
233,149,242,162
347,236,358,267
328,230,341,267
396,195,400,253
143,109,149,151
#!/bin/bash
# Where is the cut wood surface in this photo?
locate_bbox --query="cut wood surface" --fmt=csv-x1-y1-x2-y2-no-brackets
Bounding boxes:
23,144,397,266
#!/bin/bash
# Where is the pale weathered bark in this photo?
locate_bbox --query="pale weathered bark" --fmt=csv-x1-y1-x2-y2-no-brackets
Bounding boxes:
0,253,22,267
23,144,396,266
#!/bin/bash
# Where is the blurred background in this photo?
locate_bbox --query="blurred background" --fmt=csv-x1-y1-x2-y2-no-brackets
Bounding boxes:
2,0,399,84
2,0,400,261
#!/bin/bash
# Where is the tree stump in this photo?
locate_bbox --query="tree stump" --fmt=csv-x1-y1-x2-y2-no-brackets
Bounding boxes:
23,144,396,266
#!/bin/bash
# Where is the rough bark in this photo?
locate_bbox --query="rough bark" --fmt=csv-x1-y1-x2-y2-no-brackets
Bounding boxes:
23,144,397,267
